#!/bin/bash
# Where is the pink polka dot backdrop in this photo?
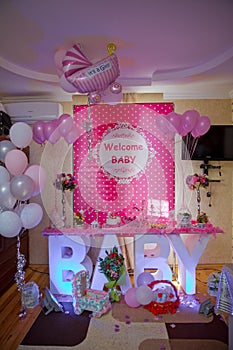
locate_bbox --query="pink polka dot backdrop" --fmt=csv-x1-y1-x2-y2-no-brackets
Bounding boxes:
73,103,174,225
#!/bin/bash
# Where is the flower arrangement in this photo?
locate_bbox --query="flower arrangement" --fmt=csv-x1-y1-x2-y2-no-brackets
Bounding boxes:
53,173,76,192
73,210,85,226
197,211,208,224
148,222,167,229
186,173,209,217
98,246,125,302
186,173,209,190
98,246,125,281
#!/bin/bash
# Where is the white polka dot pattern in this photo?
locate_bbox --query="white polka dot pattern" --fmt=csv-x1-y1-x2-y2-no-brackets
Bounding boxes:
73,103,174,225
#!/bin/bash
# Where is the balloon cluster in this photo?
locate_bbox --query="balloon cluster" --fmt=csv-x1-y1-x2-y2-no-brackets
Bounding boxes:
155,109,211,139
124,272,154,308
125,272,180,316
0,122,46,238
32,114,79,145
55,43,122,104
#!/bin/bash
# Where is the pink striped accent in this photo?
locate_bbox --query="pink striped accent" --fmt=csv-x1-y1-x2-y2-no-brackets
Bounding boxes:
63,44,92,78
68,54,120,93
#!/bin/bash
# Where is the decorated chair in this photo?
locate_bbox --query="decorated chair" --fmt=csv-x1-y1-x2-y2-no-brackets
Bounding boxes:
72,270,111,317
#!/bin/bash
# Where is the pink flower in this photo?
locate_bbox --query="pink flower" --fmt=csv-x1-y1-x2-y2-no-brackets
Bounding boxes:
186,173,209,190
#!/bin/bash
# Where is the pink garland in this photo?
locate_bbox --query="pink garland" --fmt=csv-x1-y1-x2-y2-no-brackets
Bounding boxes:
42,222,224,238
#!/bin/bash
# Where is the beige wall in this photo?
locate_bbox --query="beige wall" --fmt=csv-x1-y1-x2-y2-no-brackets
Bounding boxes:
174,99,232,264
29,94,233,266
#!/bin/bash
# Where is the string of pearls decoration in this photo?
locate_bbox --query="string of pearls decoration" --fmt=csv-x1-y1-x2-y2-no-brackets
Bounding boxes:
15,232,26,291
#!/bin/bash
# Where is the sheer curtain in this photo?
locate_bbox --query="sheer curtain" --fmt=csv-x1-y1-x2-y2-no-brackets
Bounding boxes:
73,93,174,272
116,93,174,271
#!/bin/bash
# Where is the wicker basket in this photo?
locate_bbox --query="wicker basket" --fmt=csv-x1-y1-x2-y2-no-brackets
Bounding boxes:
144,279,180,315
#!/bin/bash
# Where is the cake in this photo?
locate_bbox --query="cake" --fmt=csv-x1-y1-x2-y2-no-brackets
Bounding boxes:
106,213,121,226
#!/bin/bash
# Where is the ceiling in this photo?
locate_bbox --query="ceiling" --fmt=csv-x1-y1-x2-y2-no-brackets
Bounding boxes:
1,0,233,103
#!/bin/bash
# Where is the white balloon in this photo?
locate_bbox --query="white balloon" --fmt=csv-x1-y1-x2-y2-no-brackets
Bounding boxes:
0,211,22,237
20,203,43,229
10,122,33,148
0,166,10,185
135,285,153,305
10,174,35,201
0,182,17,209
0,140,16,163
14,203,27,215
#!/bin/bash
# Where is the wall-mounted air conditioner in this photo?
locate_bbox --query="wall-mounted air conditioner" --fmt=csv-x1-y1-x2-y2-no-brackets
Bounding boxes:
3,102,63,124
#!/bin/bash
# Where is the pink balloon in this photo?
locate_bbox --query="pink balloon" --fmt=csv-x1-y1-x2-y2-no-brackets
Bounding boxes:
194,116,211,136
191,128,200,138
33,121,46,144
110,81,122,94
49,128,61,144
124,288,141,308
59,114,74,136
181,110,200,133
43,121,57,141
59,113,71,122
89,91,102,104
44,120,61,144
60,74,77,93
178,126,189,137
52,118,60,127
166,112,182,133
49,119,61,144
5,149,28,176
33,133,43,145
24,165,47,196
64,126,79,144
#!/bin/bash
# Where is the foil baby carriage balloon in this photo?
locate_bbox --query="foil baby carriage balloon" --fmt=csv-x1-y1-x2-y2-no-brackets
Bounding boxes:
62,43,121,103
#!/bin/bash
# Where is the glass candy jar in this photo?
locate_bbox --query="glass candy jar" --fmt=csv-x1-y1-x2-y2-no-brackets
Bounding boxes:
177,208,192,228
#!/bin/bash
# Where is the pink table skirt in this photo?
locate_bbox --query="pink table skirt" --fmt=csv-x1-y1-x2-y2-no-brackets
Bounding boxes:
42,222,223,238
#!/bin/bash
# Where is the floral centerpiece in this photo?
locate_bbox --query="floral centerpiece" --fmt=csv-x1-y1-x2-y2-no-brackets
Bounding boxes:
186,173,209,191
186,173,209,217
53,173,76,192
98,246,125,302
73,210,85,226
53,173,76,227
197,211,208,224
